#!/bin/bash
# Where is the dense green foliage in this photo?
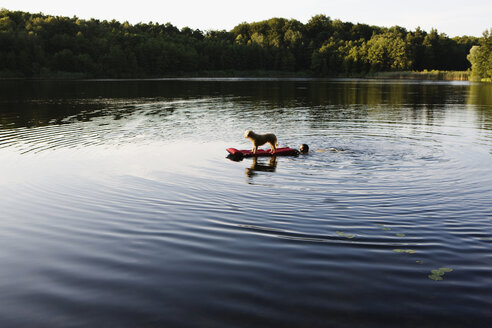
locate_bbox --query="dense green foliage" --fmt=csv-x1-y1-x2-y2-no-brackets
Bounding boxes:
467,29,492,81
0,9,481,78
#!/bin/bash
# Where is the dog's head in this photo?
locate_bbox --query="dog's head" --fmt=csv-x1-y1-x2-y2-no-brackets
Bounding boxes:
244,130,253,138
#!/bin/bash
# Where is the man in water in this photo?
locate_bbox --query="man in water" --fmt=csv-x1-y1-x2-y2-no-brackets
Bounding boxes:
300,144,309,154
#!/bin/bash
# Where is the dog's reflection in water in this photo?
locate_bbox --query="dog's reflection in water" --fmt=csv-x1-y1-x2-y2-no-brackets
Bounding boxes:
245,156,277,178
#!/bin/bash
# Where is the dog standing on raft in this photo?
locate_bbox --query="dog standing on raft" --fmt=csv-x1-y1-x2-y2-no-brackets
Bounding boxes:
244,130,278,154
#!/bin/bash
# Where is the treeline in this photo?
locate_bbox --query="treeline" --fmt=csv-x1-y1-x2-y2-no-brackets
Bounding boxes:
0,9,483,78
467,29,492,81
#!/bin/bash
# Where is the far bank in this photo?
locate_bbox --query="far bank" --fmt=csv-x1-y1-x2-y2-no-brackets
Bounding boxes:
0,70,482,82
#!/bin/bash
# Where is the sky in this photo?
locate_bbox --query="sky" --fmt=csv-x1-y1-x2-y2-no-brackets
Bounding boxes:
2,0,491,37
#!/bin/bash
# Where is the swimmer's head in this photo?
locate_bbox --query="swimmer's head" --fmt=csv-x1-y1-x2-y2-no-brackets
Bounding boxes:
300,144,309,154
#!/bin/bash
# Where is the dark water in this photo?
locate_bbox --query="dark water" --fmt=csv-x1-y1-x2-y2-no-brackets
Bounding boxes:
1,78,492,327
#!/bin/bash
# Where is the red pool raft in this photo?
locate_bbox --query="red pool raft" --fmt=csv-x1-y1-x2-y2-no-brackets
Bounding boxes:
226,147,299,160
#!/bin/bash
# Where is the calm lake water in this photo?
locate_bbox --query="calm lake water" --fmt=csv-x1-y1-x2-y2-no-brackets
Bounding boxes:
1,78,492,327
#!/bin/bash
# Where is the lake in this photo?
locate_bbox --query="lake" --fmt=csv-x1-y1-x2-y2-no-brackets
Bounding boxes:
1,78,492,327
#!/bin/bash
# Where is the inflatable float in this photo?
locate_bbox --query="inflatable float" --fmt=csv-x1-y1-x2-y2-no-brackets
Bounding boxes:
226,147,299,160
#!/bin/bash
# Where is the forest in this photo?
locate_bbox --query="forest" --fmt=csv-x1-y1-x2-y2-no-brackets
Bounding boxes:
0,9,490,79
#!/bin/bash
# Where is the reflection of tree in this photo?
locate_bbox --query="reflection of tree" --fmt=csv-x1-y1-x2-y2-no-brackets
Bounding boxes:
303,81,453,127
467,83,492,130
0,79,186,129
2,79,487,132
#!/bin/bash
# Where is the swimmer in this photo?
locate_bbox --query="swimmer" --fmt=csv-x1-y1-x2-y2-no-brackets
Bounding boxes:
291,144,309,155
300,144,309,154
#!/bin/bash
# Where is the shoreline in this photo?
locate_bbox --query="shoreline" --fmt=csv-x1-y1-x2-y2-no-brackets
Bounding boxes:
0,70,480,82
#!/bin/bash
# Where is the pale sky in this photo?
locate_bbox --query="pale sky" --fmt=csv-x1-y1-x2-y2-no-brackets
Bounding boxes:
2,0,491,37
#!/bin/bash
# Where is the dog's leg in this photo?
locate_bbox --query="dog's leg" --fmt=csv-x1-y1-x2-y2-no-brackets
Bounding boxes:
253,144,257,154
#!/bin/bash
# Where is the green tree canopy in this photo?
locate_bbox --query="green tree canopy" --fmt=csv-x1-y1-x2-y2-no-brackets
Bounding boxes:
468,29,492,81
0,8,483,78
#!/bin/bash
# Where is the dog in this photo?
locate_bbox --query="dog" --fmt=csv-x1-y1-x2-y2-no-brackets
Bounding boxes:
244,130,277,154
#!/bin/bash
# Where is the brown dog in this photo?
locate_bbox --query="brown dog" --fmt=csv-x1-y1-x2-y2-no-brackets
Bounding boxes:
244,130,277,154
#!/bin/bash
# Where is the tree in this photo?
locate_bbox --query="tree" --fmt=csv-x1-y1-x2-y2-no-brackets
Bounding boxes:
366,30,412,71
468,29,492,80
